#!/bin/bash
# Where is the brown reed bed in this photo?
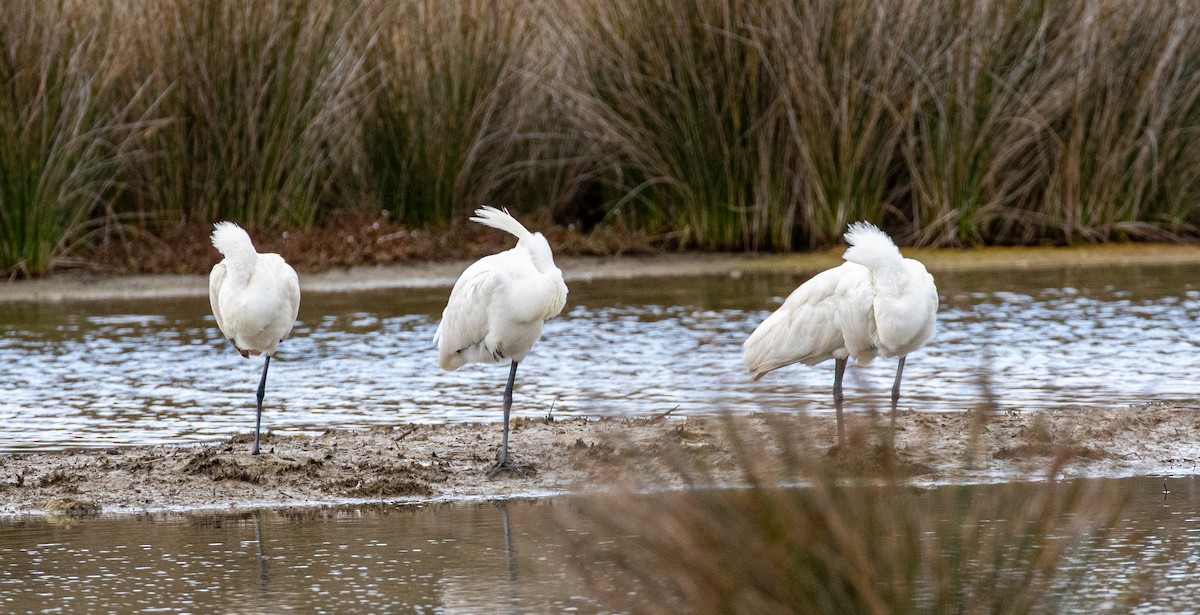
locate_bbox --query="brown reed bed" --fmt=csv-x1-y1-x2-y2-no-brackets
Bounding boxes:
5,0,1200,276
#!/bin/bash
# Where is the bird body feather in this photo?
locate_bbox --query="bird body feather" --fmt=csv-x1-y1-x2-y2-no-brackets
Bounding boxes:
435,207,567,371
743,223,936,380
209,222,300,358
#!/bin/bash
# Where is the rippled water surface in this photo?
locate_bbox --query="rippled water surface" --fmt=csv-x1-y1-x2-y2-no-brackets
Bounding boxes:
4,476,1200,612
2,263,1199,452
1,499,602,613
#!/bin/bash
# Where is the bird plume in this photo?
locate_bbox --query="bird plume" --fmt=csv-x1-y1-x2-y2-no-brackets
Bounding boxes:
470,205,531,241
842,221,902,271
211,221,256,259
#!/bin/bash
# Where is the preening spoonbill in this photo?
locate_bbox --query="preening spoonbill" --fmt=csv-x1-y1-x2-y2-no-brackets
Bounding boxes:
743,222,937,448
209,222,301,455
434,206,567,477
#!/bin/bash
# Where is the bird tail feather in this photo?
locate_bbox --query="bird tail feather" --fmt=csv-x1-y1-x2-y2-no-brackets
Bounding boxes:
842,222,902,271
470,206,531,241
211,221,256,259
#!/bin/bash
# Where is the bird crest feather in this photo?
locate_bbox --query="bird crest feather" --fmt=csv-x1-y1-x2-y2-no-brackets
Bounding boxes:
470,206,531,241
842,222,902,272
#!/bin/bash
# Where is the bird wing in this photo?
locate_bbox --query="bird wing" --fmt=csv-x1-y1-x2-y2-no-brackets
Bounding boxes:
743,265,853,380
208,261,231,340
276,258,301,342
873,260,939,356
543,276,568,322
435,260,501,371
239,255,301,354
500,261,567,324
834,268,879,364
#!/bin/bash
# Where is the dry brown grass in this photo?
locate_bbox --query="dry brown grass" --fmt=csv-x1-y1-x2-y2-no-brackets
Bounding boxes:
565,414,1136,613
7,0,1200,275
81,206,657,275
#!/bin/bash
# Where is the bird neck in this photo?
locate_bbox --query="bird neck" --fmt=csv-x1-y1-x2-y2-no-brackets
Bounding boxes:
869,261,908,295
223,251,258,287
521,234,558,274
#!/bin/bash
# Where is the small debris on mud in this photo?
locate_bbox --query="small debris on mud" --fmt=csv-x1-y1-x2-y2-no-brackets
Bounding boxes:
44,496,100,516
329,477,434,498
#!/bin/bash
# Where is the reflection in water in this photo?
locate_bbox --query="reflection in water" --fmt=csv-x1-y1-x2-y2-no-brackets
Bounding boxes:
2,478,1200,611
498,501,519,613
253,511,269,592
1065,476,1200,609
1,263,1199,451
0,500,603,612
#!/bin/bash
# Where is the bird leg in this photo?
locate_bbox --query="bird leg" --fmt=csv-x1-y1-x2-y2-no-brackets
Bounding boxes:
252,355,271,456
890,356,906,436
488,360,526,478
833,357,847,449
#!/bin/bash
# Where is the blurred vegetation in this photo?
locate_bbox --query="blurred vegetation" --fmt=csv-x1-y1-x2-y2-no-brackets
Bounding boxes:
4,0,1200,275
565,414,1138,613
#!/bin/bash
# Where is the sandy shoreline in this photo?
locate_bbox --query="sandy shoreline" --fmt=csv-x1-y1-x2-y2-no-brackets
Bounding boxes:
2,402,1198,516
6,243,1200,303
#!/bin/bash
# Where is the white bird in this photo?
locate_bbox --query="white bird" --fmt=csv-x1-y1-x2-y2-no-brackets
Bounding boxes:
209,222,301,455
743,222,937,448
434,206,567,476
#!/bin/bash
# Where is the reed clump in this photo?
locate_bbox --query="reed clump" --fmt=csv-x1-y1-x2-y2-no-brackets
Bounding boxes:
0,1,151,276
551,0,796,250
118,0,366,229
358,0,542,226
566,416,1135,612
5,0,1200,275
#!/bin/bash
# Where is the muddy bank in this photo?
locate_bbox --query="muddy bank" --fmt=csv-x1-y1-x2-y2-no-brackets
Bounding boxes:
0,254,792,303
2,403,1197,515
6,243,1200,303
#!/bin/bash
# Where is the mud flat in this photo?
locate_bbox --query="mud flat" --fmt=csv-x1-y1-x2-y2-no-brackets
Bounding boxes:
1,402,1197,515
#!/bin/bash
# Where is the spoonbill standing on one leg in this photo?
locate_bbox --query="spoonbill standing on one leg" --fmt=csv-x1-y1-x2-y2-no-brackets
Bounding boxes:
743,222,937,449
434,206,567,477
209,222,301,456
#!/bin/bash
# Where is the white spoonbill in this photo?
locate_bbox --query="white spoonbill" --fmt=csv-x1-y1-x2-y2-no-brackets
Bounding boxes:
743,222,937,448
209,221,301,455
434,206,567,476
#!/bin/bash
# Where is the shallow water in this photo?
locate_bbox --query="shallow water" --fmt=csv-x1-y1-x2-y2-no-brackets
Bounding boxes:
3,476,1199,612
1,262,1199,452
0,499,602,613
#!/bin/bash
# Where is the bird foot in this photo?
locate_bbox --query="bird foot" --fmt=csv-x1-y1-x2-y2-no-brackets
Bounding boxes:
487,459,533,479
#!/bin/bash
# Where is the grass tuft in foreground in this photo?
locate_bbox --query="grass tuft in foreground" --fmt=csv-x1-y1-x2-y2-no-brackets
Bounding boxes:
566,414,1136,612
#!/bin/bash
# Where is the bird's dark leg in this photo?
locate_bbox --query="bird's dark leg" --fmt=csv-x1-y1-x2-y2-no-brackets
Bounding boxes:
252,355,271,456
890,356,906,432
488,360,525,478
833,357,847,448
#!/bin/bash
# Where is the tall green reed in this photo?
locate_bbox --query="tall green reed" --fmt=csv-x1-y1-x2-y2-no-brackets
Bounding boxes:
7,0,1200,276
121,0,366,229
897,0,1069,246
0,1,150,276
556,0,796,250
556,0,1200,249
1042,1,1200,243
748,0,926,247
359,0,537,226
898,0,1200,245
